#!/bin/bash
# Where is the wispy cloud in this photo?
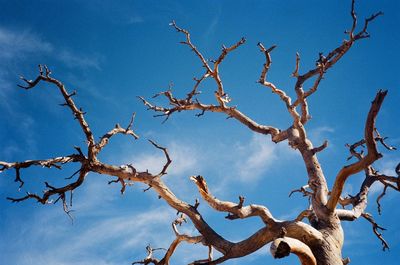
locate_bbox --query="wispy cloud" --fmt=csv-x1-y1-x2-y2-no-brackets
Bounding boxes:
0,27,51,118
202,3,222,42
0,70,15,111
369,157,400,195
277,206,305,221
120,140,200,201
68,207,173,252
203,15,219,40
308,125,334,146
229,246,269,264
0,26,103,162
0,27,53,60
234,133,295,182
4,204,176,265
0,26,101,70
127,15,144,24
121,133,299,199
58,50,102,70
126,141,198,176
73,177,120,212
235,134,278,181
369,181,384,195
377,158,399,176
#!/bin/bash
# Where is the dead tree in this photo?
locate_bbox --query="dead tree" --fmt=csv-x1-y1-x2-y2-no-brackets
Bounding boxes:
1,1,398,265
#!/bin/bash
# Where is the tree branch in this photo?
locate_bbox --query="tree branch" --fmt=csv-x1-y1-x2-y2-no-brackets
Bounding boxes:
158,217,204,265
132,245,162,265
169,21,213,74
139,94,286,142
18,65,97,160
148,140,172,176
270,237,317,265
362,213,389,251
190,175,276,225
257,42,298,120
291,0,382,125
139,23,289,143
327,90,387,211
95,113,139,155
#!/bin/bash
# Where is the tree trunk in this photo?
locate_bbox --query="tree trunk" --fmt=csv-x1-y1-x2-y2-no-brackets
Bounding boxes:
312,219,344,265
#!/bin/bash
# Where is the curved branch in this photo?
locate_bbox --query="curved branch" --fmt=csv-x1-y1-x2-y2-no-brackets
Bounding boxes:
95,113,139,156
291,1,382,125
292,52,300,77
91,162,234,255
19,65,97,160
190,175,276,225
158,220,204,265
1,153,86,213
5,167,88,222
139,95,287,143
91,163,324,263
0,154,84,173
148,140,172,176
336,131,398,217
362,212,389,251
327,90,386,211
213,37,246,102
257,43,301,123
270,237,317,265
169,21,213,74
132,245,162,265
282,221,323,247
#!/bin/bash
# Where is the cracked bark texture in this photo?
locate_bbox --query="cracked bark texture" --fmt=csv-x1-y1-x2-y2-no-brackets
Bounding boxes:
1,1,399,265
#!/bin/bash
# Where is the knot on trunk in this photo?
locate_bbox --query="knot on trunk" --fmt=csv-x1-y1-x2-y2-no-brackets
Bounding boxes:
271,240,291,258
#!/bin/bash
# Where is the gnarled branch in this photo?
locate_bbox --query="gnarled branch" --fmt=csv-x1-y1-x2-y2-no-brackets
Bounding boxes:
327,90,387,211
270,237,317,265
190,175,276,225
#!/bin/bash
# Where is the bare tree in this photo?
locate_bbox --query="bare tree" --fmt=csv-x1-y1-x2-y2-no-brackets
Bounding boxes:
1,1,399,265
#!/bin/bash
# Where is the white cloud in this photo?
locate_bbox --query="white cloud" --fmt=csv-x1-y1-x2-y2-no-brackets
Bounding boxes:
308,125,334,146
369,181,384,195
127,141,198,176
0,27,52,115
0,70,15,111
0,26,101,70
73,177,119,212
369,157,400,195
377,158,399,176
67,207,173,252
124,133,300,198
343,183,354,197
203,15,219,40
236,134,277,181
58,50,102,70
127,15,144,24
234,133,295,182
0,27,53,60
7,205,175,265
229,245,269,264
277,206,304,221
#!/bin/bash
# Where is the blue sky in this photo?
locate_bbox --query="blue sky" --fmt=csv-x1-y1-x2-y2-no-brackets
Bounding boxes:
0,0,399,264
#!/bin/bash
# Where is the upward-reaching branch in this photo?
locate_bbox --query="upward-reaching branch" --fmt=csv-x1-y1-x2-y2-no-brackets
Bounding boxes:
19,65,97,160
327,90,387,211
139,22,292,143
169,20,213,74
291,0,382,125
